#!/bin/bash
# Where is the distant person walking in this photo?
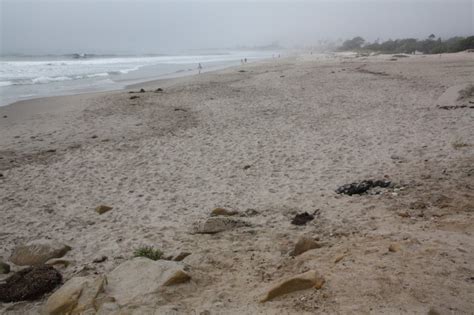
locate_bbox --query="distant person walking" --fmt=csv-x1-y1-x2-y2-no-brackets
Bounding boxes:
198,63,203,74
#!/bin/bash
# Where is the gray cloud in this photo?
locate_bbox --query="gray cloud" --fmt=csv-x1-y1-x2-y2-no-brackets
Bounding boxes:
1,0,472,55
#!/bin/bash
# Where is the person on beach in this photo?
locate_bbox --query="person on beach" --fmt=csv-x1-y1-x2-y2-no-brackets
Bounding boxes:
198,63,203,74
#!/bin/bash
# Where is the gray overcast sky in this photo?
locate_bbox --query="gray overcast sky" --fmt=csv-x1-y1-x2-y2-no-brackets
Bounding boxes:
1,0,472,55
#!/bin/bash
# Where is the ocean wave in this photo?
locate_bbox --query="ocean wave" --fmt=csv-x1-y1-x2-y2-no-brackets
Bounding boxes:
107,66,140,75
31,76,73,84
86,72,109,78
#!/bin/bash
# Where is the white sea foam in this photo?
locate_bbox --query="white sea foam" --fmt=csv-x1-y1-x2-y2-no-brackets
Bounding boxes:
31,76,73,84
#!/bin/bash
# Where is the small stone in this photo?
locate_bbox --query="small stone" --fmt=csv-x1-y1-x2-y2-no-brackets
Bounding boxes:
243,165,251,170
291,236,322,256
10,240,72,266
92,256,108,263
334,254,345,263
139,88,146,93
0,266,62,302
155,88,163,92
428,307,441,315
193,217,250,234
261,270,325,302
130,95,140,100
210,207,238,217
389,243,401,252
398,212,410,218
0,260,10,274
173,252,191,261
3,115,7,118
91,135,98,139
95,205,113,215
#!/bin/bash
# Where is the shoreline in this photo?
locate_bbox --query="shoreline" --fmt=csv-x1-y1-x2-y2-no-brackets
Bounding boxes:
0,53,277,109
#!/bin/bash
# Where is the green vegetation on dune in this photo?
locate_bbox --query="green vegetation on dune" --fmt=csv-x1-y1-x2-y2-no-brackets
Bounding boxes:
339,35,474,54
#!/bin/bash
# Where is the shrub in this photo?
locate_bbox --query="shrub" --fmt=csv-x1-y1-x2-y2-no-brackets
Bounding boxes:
133,246,163,261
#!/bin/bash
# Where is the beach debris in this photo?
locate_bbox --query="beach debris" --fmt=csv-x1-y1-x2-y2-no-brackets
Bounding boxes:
290,236,322,256
0,260,10,274
0,173,3,178
155,88,163,92
388,243,401,253
91,135,98,139
174,108,187,112
95,205,113,215
291,212,314,226
260,270,325,302
428,308,442,315
2,115,7,118
210,207,238,217
130,95,140,100
193,217,250,234
438,105,474,110
10,240,72,266
106,258,190,306
335,179,391,196
238,70,246,73
128,88,146,94
92,256,108,264
356,68,389,76
44,276,105,315
0,266,62,302
173,252,191,262
46,149,56,153
243,164,251,170
244,208,259,217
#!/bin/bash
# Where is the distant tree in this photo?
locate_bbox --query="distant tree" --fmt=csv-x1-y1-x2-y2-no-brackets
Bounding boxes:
340,37,365,50
338,35,473,54
456,36,474,51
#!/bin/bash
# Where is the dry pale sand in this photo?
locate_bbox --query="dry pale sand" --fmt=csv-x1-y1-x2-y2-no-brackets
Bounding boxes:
0,52,473,314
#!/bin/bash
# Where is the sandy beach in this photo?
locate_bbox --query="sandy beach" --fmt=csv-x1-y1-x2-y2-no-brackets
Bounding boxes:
1,52,473,314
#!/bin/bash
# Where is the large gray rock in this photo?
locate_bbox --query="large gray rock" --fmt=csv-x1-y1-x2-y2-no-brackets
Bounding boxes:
43,276,105,315
10,240,71,266
193,217,250,234
105,257,190,306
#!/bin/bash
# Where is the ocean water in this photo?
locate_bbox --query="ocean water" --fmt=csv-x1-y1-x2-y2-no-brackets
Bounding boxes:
0,51,274,106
